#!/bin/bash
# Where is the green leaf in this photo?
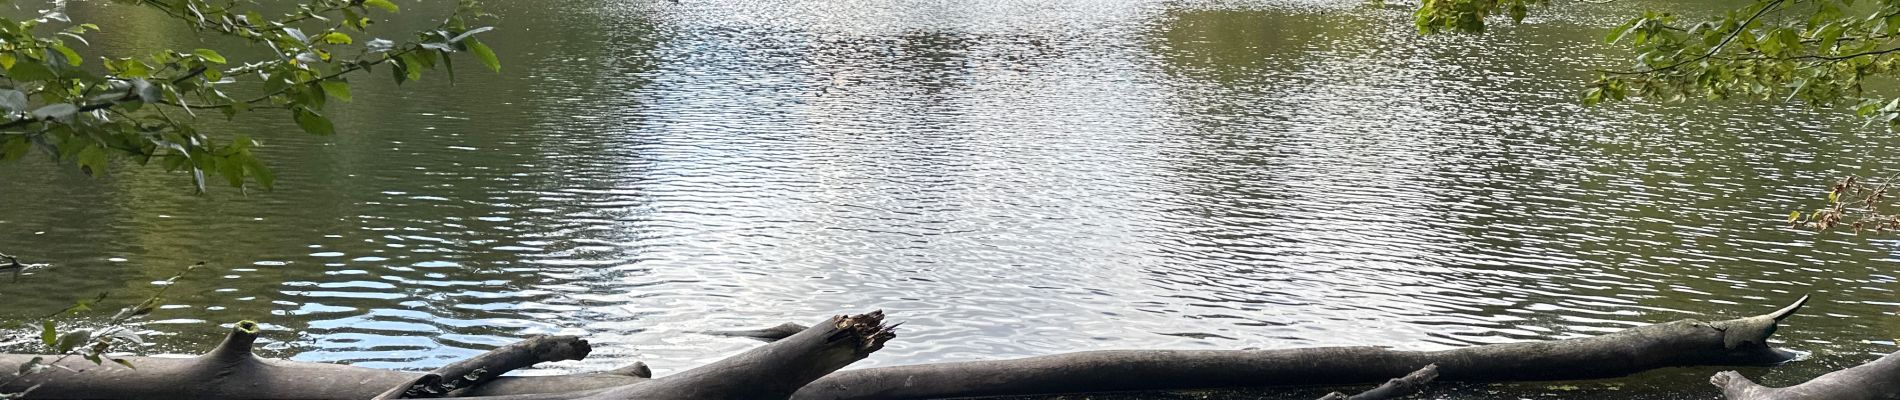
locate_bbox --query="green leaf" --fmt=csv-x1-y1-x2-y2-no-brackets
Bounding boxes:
467,39,499,72
399,53,424,81
192,49,226,64
39,321,56,348
52,45,82,66
321,32,353,45
2,136,29,160
244,153,274,190
319,80,352,102
77,145,107,177
218,157,243,187
111,358,135,369
293,108,335,136
55,329,91,353
9,61,56,81
364,0,400,13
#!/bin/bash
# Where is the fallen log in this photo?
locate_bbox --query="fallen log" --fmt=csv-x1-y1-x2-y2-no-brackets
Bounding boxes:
452,311,898,400
789,296,1810,399
375,335,592,399
0,298,1807,400
1713,348,1900,400
1317,364,1438,400
2,321,643,399
1,312,894,400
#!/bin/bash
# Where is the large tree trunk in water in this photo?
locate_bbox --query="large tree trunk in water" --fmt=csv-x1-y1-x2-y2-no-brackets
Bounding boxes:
790,296,1809,399
1713,348,1900,400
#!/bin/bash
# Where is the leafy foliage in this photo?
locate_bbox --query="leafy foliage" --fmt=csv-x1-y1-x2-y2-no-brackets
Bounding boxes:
1582,0,1900,116
0,0,501,192
1407,0,1900,234
0,262,198,399
1789,175,1900,233
1403,0,1548,34
1407,0,1900,115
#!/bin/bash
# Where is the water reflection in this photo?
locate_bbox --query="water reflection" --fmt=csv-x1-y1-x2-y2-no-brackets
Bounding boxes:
2,0,1900,398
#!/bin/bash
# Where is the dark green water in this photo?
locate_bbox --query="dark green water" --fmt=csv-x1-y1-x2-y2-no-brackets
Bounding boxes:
2,0,1899,398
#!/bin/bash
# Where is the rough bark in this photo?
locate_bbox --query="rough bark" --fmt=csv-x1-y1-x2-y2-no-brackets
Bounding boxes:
1317,364,1438,400
454,311,898,400
2,312,894,400
375,335,592,399
790,296,1809,400
0,321,642,400
1714,348,1900,400
0,298,1809,400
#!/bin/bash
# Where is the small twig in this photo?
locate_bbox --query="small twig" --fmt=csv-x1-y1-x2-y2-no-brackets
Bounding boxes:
0,251,26,282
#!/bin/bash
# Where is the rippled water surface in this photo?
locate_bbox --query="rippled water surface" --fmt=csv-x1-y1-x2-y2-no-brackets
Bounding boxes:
4,0,1900,398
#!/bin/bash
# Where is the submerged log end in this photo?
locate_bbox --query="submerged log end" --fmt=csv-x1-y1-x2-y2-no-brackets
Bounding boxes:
605,361,651,378
1711,370,1770,400
1316,364,1439,400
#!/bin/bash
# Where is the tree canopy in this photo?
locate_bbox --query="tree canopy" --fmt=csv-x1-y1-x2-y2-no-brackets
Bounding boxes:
0,0,500,379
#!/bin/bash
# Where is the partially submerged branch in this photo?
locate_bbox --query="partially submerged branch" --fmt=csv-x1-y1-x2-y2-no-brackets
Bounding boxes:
1715,348,1900,400
710,322,810,342
1317,364,1439,400
375,335,591,399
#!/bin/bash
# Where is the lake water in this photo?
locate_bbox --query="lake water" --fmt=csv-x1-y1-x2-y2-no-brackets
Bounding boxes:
3,0,1899,398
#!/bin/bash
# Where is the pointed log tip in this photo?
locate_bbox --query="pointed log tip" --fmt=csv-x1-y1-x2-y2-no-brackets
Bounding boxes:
1714,295,1812,353
1766,295,1810,322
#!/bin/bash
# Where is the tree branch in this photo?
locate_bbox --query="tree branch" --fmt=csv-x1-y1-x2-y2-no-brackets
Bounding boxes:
1601,0,1787,76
